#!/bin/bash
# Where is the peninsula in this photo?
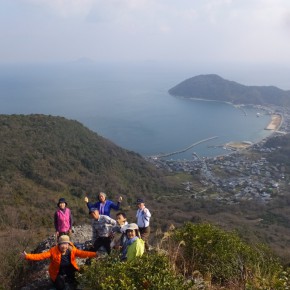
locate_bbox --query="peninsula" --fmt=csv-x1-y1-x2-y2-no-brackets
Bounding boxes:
168,74,290,107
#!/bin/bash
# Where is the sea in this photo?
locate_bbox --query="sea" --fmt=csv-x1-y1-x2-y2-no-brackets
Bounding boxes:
0,61,281,160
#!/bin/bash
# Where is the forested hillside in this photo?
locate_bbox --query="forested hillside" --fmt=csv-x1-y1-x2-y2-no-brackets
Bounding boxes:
168,74,290,106
0,114,174,229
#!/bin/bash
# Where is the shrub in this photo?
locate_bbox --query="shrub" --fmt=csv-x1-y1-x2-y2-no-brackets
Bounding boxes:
76,252,194,290
169,222,284,289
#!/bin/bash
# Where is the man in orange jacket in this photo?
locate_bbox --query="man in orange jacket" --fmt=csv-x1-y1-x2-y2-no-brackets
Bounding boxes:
21,235,96,290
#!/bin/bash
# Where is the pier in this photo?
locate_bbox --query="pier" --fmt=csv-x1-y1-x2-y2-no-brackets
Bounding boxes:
151,136,218,159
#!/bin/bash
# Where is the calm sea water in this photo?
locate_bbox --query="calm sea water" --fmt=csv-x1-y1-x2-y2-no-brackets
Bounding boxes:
0,62,273,159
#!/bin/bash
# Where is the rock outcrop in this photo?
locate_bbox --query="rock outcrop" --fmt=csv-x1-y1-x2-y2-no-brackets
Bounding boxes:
20,224,93,290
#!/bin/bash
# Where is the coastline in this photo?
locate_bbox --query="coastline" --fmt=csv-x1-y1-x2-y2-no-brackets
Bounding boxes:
175,96,283,151
265,114,282,130
224,113,282,151
172,95,285,156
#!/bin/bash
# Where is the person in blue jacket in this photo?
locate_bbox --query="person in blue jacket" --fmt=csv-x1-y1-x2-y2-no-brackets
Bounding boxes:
84,192,122,217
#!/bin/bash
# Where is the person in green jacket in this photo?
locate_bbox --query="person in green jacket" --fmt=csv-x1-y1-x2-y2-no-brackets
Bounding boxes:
121,223,144,261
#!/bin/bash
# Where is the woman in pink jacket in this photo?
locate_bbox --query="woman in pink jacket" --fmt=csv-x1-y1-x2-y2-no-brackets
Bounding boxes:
54,198,73,239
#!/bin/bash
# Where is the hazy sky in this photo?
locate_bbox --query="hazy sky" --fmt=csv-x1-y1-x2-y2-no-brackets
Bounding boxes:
1,0,290,65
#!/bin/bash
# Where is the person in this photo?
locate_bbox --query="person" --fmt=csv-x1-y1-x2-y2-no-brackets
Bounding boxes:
110,212,128,250
89,208,117,254
84,192,122,217
136,198,151,251
54,198,73,239
121,223,144,262
21,235,97,290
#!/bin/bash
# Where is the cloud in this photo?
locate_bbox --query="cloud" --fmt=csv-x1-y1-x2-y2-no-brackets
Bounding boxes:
21,0,156,19
2,0,290,63
22,0,96,18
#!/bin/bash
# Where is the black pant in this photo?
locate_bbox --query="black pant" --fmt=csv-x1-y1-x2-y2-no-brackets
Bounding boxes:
54,265,76,290
93,236,111,254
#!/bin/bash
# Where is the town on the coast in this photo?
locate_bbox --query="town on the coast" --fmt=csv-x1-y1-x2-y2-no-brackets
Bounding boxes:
146,104,290,204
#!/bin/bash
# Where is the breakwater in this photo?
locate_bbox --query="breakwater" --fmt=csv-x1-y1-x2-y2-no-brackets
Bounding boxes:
152,136,218,158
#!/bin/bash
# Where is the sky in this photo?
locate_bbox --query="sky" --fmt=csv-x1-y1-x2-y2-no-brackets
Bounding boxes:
1,0,290,66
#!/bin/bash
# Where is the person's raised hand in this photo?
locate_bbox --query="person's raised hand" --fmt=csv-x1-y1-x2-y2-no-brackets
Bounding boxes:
20,251,27,259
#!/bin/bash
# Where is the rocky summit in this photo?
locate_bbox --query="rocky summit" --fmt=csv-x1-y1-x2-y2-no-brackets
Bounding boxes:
20,224,93,290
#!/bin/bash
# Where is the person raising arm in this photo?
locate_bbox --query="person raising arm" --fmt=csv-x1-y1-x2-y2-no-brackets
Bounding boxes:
21,235,96,290
84,192,122,217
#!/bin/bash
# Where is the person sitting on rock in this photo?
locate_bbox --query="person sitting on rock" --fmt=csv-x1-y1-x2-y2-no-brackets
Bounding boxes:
89,208,117,254
85,191,122,217
54,197,73,239
121,223,145,262
21,235,96,290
